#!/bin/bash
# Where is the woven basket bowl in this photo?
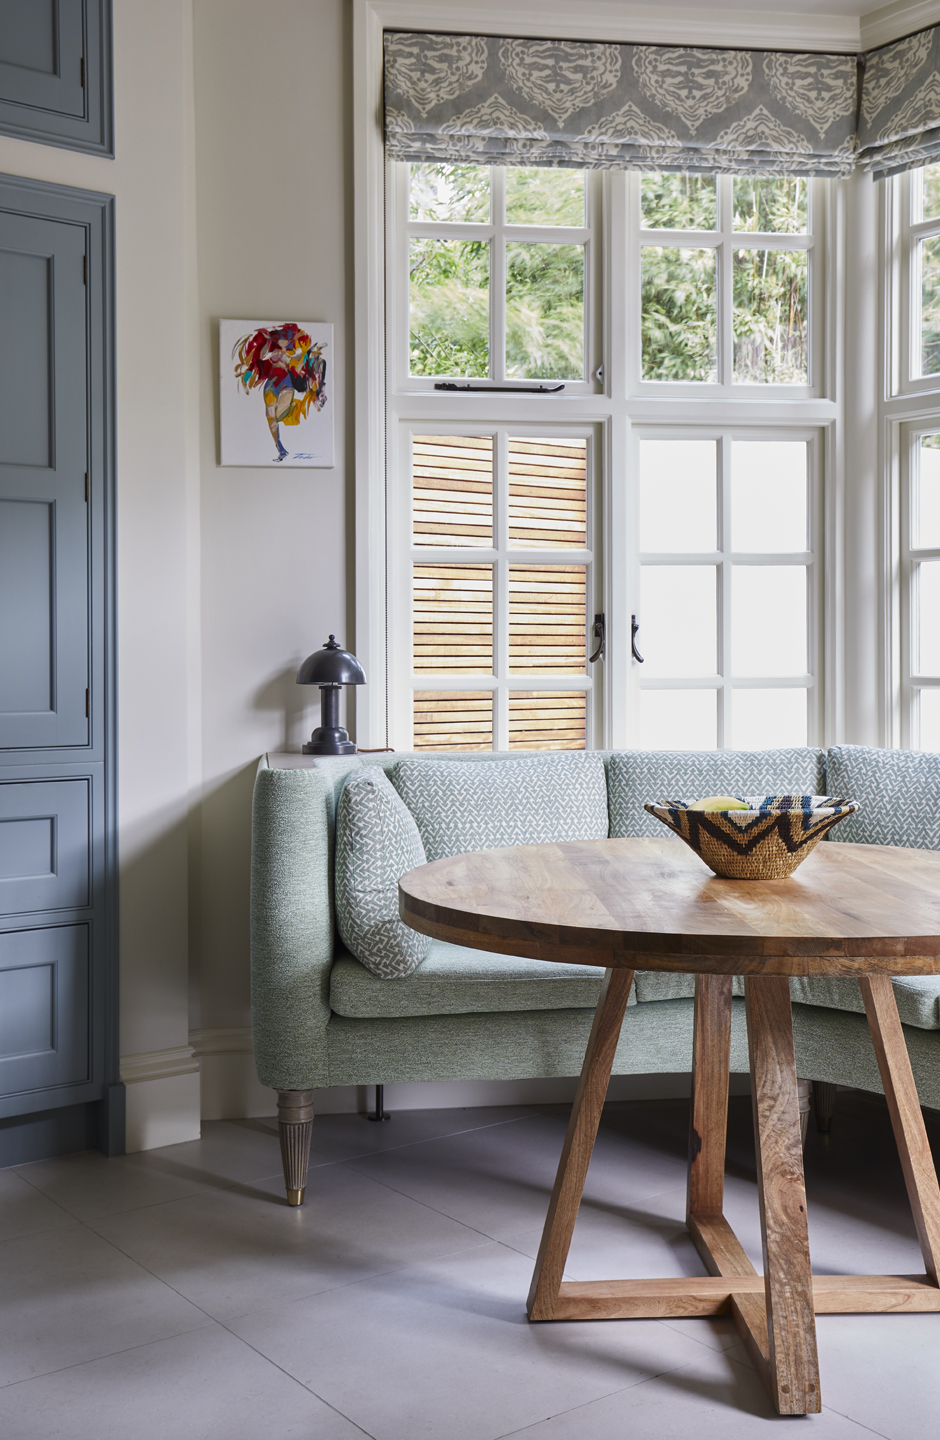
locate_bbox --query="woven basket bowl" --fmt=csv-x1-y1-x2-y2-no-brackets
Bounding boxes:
643,795,861,880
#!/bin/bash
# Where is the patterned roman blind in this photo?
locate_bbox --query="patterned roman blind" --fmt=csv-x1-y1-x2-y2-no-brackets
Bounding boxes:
384,33,860,177
858,29,940,179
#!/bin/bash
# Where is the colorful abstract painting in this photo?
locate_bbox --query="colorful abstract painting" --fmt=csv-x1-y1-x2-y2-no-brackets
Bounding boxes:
219,320,334,467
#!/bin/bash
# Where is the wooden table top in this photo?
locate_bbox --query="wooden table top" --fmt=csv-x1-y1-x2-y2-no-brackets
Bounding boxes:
399,837,940,976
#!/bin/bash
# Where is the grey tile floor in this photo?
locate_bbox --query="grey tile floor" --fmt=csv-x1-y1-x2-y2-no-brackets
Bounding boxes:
1,1092,938,1438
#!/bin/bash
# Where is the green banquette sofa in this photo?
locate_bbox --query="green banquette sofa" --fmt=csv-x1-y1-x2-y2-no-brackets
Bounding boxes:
250,744,940,1205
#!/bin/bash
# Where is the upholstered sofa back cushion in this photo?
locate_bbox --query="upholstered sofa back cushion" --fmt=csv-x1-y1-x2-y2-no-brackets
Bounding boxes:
389,751,609,861
335,769,430,978
607,747,827,838
826,745,940,849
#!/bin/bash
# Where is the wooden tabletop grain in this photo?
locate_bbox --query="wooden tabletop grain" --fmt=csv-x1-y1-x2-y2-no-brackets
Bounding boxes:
399,837,940,976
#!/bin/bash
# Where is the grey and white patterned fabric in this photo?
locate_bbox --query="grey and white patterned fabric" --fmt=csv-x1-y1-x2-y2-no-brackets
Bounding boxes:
857,28,940,178
389,752,609,861
334,769,430,979
825,744,940,849
384,32,859,176
608,747,827,838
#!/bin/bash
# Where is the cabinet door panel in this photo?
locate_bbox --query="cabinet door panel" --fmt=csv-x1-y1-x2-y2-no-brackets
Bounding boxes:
0,1,86,117
0,209,88,748
0,778,90,915
0,924,89,1095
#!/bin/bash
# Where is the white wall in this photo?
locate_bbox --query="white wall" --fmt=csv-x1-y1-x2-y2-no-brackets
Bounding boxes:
189,0,351,1094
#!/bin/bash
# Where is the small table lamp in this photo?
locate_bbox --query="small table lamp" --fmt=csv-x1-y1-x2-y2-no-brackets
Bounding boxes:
296,635,367,755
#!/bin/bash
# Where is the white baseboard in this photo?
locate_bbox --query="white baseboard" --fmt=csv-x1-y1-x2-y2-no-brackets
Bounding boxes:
120,1045,201,1152
187,1028,751,1121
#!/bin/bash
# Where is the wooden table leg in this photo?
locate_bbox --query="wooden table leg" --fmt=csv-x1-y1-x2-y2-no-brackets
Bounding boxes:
527,966,634,1321
744,976,821,1415
860,976,940,1284
687,975,756,1278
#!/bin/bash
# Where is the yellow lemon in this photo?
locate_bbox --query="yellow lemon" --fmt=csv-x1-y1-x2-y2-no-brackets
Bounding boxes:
688,796,749,812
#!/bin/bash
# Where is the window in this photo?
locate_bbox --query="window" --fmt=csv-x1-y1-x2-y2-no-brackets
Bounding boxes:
385,161,829,752
889,166,940,748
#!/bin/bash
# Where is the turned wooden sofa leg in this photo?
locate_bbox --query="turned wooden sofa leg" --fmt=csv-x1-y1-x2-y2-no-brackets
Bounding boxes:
797,1077,813,1145
277,1089,315,1206
813,1079,837,1134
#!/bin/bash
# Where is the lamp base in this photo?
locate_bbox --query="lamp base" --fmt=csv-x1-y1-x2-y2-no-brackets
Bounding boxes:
302,725,358,756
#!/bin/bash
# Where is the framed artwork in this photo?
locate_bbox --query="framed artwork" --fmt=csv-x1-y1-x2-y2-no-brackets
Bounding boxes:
219,320,334,467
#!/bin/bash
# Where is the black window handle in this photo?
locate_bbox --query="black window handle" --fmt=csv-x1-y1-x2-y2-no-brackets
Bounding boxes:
631,615,644,664
589,613,605,663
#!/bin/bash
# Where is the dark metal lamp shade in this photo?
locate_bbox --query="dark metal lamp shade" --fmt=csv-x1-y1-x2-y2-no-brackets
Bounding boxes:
296,636,367,756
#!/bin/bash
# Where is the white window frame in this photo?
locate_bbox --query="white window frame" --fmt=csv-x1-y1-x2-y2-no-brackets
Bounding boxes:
882,169,940,749
629,178,821,398
353,0,849,753
627,425,825,750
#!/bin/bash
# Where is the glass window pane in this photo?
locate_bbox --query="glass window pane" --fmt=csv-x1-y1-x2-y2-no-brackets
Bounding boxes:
915,435,940,549
640,566,717,677
413,564,493,675
640,173,716,230
641,247,717,382
639,689,717,750
506,167,584,227
409,163,490,222
509,691,586,750
917,560,940,675
410,238,489,377
509,566,586,674
413,435,492,547
640,440,717,552
733,177,807,234
508,438,586,549
919,689,940,752
733,249,808,384
731,688,807,749
731,441,808,552
505,242,583,380
920,235,940,378
923,164,940,223
732,566,807,676
413,691,492,751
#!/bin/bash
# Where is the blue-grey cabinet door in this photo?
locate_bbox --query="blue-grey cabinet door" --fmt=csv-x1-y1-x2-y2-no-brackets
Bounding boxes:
0,1,112,156
0,209,89,750
0,1,85,116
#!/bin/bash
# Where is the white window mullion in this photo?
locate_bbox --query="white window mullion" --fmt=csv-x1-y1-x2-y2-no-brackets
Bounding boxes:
491,166,506,384
718,178,733,389
718,432,731,747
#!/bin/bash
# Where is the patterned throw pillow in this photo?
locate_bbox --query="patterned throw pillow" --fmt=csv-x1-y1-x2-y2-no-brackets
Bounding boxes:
827,745,940,849
608,747,827,838
335,769,430,979
389,753,609,861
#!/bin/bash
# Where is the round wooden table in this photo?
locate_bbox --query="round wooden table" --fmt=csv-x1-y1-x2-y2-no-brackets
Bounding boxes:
400,837,940,1417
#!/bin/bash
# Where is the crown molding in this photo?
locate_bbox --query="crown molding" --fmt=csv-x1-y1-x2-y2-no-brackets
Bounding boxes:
365,0,863,52
861,0,940,49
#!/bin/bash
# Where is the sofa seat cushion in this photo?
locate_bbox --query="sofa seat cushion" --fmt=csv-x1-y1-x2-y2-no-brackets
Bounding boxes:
329,941,628,1019
632,970,940,1031
389,752,608,861
790,975,940,1030
826,744,940,849
608,747,827,838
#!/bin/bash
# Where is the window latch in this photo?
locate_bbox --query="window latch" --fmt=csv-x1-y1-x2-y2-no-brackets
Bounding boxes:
589,613,605,664
631,614,644,664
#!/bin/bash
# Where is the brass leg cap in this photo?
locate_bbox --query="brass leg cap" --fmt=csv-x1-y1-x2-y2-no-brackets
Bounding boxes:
286,1187,305,1207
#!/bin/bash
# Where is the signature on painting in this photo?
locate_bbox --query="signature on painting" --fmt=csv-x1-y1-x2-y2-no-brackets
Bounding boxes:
232,323,327,462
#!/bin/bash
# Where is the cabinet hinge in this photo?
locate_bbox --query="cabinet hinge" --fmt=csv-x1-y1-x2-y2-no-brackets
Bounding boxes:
80,57,85,88
85,689,89,718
